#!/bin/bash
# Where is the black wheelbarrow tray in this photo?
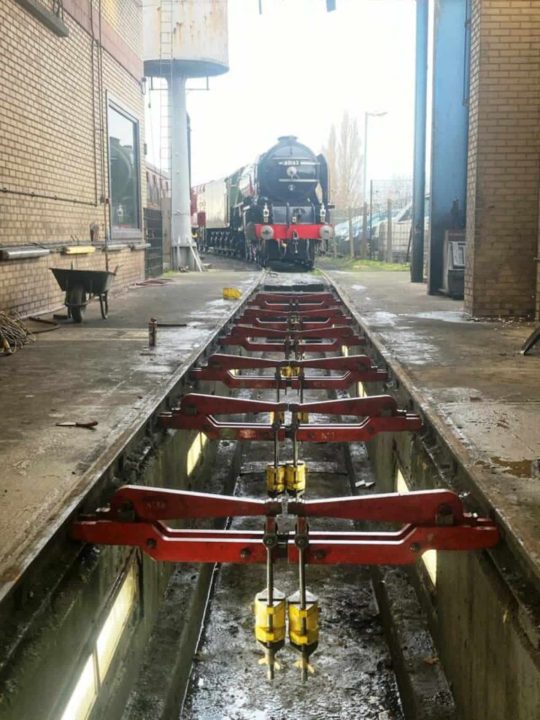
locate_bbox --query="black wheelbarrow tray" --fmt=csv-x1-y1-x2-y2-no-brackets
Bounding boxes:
50,267,117,323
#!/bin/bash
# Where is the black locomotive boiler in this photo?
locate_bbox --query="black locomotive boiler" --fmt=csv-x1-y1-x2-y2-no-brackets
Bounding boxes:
191,136,333,270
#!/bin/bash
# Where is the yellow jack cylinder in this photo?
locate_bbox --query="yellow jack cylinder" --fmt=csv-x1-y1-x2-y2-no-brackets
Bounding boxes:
255,588,286,668
266,464,286,496
298,411,309,424
280,365,300,378
285,461,306,495
270,411,285,424
287,589,319,656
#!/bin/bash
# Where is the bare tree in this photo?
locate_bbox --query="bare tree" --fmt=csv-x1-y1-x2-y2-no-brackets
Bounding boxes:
323,123,337,203
323,111,363,211
322,112,363,256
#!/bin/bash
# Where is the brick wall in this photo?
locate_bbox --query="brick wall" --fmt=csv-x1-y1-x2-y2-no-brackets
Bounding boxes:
0,0,146,315
465,0,540,318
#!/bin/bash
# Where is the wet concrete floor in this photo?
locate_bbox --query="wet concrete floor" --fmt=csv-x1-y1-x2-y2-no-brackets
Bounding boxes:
0,261,260,600
325,268,540,584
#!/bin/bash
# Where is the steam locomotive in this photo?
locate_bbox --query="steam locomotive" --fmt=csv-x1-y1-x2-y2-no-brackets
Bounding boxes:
191,136,333,270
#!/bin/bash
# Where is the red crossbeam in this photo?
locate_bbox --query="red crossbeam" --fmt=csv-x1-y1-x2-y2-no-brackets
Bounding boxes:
288,523,499,565
255,301,333,311
247,317,353,330
159,393,421,440
220,337,366,352
228,325,356,340
198,353,376,372
191,369,386,390
241,306,348,321
191,354,387,389
108,485,465,524
252,292,336,305
70,487,499,564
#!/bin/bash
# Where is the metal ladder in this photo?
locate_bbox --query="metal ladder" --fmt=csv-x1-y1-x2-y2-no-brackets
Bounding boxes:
158,0,174,178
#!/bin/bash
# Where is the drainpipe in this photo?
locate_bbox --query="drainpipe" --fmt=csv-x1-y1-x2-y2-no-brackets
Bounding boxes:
411,0,428,283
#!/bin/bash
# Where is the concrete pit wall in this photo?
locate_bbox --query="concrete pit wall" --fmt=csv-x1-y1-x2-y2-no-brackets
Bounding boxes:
0,382,226,720
353,336,540,720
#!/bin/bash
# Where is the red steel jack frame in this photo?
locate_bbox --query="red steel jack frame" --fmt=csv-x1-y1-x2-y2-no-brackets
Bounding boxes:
240,306,350,322
70,485,500,565
225,324,358,341
242,317,354,331
250,291,337,305
191,353,387,390
249,292,338,312
220,335,366,353
160,393,422,441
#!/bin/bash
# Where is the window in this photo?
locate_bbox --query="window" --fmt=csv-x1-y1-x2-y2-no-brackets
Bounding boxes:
60,565,137,720
108,104,140,234
396,469,437,586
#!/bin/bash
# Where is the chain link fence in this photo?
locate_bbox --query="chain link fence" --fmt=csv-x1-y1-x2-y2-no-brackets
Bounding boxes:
331,178,418,264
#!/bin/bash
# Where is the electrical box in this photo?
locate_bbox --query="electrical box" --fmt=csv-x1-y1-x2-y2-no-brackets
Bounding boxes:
442,230,465,299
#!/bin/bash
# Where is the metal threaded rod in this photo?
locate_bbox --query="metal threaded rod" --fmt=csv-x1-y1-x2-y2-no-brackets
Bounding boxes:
266,545,275,680
298,544,308,682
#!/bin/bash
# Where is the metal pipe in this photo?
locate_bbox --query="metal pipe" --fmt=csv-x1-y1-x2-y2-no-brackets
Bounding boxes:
0,187,97,207
411,0,428,283
170,74,194,270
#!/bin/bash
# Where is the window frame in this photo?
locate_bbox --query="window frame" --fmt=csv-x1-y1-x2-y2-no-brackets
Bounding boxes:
107,97,143,241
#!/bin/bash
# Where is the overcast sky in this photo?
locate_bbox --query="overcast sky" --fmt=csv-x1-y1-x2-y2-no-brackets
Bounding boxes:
146,0,416,187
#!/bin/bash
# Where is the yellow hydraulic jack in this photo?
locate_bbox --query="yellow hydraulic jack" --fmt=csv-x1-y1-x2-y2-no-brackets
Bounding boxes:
297,368,309,423
289,516,319,679
280,364,301,379
267,406,308,496
285,461,306,495
254,517,285,680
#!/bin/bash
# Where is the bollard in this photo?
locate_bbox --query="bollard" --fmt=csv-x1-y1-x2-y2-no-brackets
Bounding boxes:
148,318,158,347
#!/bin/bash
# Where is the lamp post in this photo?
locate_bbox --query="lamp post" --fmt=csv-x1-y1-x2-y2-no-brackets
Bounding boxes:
363,111,387,202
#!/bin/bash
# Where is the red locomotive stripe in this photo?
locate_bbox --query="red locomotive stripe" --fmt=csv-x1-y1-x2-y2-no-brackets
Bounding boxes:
254,224,326,241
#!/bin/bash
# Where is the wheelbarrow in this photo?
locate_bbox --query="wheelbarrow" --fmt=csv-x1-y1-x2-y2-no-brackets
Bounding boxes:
50,267,117,323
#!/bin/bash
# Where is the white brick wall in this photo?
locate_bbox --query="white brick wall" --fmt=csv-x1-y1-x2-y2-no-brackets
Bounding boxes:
465,0,539,318
0,0,146,314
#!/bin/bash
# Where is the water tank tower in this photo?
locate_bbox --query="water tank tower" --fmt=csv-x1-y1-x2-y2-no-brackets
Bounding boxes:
144,0,229,270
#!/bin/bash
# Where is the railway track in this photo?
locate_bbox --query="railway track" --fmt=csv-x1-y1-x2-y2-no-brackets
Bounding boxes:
70,274,499,719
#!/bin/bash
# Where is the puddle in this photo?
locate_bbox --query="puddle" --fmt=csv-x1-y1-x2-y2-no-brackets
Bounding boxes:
367,311,399,327
409,311,472,324
189,297,236,320
350,284,367,292
384,330,438,365
489,457,539,478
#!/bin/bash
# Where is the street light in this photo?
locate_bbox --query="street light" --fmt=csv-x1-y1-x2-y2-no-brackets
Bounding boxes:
363,111,388,202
